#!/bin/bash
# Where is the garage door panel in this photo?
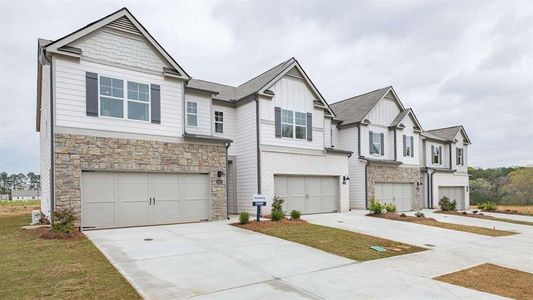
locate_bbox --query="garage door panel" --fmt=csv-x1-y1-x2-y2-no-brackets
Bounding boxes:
182,199,209,221
81,172,116,228
306,196,322,214
275,175,338,215
305,177,322,195
439,187,465,210
375,183,414,212
288,177,305,195
82,202,116,228
320,195,337,212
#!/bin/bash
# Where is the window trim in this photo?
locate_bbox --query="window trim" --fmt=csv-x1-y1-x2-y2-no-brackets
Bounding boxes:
456,147,464,166
372,132,382,155
214,110,223,133
97,75,151,123
186,100,198,128
432,145,441,165
404,135,413,157
281,109,307,140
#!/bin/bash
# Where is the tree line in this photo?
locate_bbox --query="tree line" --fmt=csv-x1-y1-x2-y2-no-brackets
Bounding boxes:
469,166,533,205
0,172,41,195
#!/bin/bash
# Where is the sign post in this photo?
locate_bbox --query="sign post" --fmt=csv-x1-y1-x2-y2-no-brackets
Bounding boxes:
252,194,267,222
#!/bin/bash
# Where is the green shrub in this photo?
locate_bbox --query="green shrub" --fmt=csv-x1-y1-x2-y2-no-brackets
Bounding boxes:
290,210,301,220
384,203,397,213
369,197,385,215
51,209,76,234
239,212,250,224
415,211,425,218
271,210,284,221
400,213,407,217
480,201,497,211
272,196,285,213
439,196,457,211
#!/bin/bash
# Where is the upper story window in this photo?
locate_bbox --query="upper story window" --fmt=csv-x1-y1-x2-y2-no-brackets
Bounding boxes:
99,76,150,121
186,101,197,127
370,131,383,155
431,145,442,164
456,147,464,166
214,111,223,133
403,135,413,157
281,109,306,139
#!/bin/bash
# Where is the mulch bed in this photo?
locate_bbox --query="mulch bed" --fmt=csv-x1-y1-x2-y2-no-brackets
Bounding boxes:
436,210,533,226
369,212,437,222
232,218,307,230
35,226,85,240
434,263,533,300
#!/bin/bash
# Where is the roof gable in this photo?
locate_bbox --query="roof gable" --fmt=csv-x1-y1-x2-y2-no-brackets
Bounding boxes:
390,108,423,131
330,87,390,126
424,125,471,144
43,7,189,79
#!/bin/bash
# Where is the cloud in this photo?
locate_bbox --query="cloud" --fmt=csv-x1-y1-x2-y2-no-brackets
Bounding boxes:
0,0,532,173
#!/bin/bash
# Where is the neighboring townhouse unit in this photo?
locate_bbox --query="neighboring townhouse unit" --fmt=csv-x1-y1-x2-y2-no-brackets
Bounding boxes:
330,87,424,211
11,190,40,201
420,126,471,210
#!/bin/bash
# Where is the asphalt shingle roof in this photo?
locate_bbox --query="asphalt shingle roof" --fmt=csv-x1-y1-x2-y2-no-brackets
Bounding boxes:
329,87,391,125
424,126,463,141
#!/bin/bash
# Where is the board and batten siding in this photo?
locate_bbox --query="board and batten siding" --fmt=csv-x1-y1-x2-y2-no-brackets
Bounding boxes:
425,140,448,168
337,126,366,208
451,132,468,174
365,96,401,125
360,125,394,160
234,101,258,212
40,63,52,218
184,91,212,136
259,75,325,151
53,57,184,138
323,118,332,147
212,104,237,155
396,116,419,165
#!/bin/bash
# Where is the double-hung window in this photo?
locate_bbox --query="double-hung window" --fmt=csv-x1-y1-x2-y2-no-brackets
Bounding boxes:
432,145,441,164
99,76,150,121
100,76,124,118
456,147,464,165
281,109,307,139
372,133,381,155
214,111,223,133
404,135,413,157
186,101,198,127
281,109,294,138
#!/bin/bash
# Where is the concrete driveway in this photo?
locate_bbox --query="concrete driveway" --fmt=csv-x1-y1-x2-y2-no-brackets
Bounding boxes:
86,211,533,299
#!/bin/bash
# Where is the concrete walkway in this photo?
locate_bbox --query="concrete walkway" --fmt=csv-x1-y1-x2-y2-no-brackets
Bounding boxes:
85,211,533,299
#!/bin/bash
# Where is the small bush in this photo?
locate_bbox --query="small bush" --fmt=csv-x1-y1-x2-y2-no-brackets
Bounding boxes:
51,209,76,234
384,203,397,213
439,196,457,211
290,210,301,220
369,197,385,215
415,211,425,218
480,201,497,211
272,196,285,213
239,211,250,224
271,210,284,221
400,213,407,217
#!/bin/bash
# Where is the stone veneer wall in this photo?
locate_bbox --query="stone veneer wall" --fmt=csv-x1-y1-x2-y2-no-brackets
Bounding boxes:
367,164,422,210
54,133,227,222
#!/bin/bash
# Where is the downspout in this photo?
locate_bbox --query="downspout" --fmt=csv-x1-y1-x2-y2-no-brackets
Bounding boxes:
393,129,397,161
449,143,453,171
225,142,230,220
430,169,436,208
360,157,370,209
48,53,55,223
255,95,261,194
357,124,361,157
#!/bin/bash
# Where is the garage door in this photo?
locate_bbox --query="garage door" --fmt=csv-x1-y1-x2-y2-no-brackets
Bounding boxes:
81,172,210,229
439,186,465,210
274,176,338,214
375,183,414,211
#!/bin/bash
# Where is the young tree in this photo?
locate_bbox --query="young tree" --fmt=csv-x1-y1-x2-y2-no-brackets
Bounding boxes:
503,168,533,205
27,172,41,190
0,172,8,194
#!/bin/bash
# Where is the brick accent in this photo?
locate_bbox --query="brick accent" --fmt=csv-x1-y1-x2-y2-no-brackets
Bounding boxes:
54,133,227,222
367,164,422,210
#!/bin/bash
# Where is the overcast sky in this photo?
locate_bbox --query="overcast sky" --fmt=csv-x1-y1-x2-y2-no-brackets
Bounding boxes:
1,0,532,174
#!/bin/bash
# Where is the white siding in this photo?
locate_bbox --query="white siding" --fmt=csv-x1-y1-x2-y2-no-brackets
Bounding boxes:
184,92,211,136
360,125,394,160
366,97,401,125
324,118,332,147
212,104,237,155
433,173,470,209
71,28,170,73
259,75,325,151
331,124,339,148
337,126,366,208
259,150,350,214
396,116,420,165
54,57,184,137
235,101,258,211
451,132,468,174
40,64,52,218
425,141,448,168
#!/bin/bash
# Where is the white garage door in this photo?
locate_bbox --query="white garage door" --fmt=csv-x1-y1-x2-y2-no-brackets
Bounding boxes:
375,183,414,212
274,176,339,214
81,172,210,229
439,186,465,210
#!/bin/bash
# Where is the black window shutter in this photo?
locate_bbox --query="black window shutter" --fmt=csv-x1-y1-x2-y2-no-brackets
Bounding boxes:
380,133,385,156
86,72,98,117
403,135,406,156
410,136,414,157
151,84,161,124
369,131,374,154
306,112,312,141
431,145,435,163
275,107,281,138
439,146,442,164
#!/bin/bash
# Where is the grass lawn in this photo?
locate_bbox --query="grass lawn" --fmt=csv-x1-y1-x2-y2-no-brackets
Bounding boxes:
488,204,533,216
434,263,533,300
436,210,533,226
0,200,40,216
370,213,517,237
0,213,140,299
234,219,426,261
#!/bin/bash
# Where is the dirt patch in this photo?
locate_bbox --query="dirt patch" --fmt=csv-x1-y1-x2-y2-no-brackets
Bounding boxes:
436,210,533,226
369,213,516,237
37,227,85,240
0,204,40,216
232,218,307,230
434,263,533,300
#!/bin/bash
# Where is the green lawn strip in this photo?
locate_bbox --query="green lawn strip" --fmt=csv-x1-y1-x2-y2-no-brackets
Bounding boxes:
370,213,517,237
0,214,140,300
0,200,40,207
236,221,426,261
436,211,533,227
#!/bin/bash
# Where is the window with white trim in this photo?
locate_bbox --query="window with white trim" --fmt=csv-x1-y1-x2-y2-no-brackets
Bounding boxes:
295,112,307,140
99,76,151,121
281,109,294,138
432,145,441,164
186,101,197,127
281,109,307,139
372,133,381,155
214,111,223,133
456,147,464,166
404,135,413,157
